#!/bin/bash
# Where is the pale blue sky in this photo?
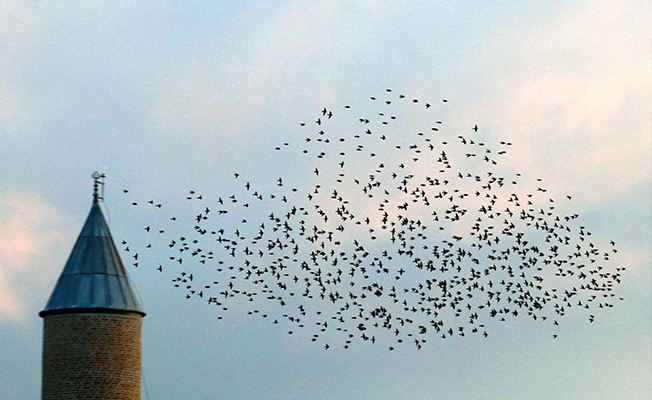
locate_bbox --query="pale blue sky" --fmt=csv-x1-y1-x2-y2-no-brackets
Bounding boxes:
0,1,650,399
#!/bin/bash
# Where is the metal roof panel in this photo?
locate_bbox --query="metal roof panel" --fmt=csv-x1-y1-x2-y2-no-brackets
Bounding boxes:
40,201,145,317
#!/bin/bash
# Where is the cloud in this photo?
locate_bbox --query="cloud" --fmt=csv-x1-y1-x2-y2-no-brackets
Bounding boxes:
469,0,651,206
147,1,419,149
0,1,37,139
149,3,357,137
0,195,68,322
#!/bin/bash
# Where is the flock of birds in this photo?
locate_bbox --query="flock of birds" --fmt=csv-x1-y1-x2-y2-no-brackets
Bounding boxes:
120,90,624,350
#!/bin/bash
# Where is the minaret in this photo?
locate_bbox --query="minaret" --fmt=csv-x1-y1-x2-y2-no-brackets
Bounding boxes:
40,172,145,400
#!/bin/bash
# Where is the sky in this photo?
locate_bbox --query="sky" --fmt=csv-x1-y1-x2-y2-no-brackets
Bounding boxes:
0,1,650,399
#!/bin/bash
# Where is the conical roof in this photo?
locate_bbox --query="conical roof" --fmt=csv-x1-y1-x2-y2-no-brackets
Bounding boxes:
40,199,145,317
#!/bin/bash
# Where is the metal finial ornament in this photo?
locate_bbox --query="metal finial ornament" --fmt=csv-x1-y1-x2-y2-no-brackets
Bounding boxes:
92,171,106,203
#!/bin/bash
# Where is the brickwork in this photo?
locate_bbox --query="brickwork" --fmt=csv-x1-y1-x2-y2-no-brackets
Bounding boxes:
42,312,142,400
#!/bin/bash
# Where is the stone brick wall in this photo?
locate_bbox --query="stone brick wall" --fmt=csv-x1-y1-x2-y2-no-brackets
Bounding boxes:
42,312,142,400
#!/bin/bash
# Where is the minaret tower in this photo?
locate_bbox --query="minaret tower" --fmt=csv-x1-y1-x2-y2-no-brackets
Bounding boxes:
40,172,146,400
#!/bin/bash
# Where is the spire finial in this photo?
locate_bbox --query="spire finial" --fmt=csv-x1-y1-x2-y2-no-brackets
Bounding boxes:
92,171,106,203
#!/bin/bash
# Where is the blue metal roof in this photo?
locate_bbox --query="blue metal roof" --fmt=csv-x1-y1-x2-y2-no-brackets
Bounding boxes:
40,200,145,317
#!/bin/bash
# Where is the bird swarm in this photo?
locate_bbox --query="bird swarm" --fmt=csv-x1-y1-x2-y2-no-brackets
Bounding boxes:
121,90,624,350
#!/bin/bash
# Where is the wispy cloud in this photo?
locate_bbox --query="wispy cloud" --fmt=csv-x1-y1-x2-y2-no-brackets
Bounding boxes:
0,195,68,322
0,1,37,139
469,0,650,205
